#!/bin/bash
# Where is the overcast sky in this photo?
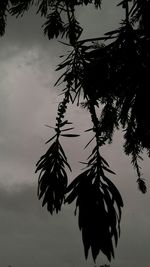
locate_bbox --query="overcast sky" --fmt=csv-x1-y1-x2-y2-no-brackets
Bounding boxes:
0,1,150,267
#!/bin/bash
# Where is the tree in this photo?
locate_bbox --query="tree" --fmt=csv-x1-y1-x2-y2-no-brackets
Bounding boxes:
1,0,150,263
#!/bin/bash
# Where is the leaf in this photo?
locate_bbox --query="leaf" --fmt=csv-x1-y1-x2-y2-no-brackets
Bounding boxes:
45,134,57,144
137,178,147,193
61,127,74,132
43,11,64,39
65,185,79,204
84,136,95,149
61,134,80,137
56,59,72,71
63,158,72,172
105,29,120,36
58,143,67,161
65,170,89,193
103,176,123,219
54,68,70,86
44,124,55,129
79,161,88,165
36,0,48,17
103,166,116,175
66,121,73,125
84,127,93,132
100,155,110,167
59,120,68,127
9,0,34,17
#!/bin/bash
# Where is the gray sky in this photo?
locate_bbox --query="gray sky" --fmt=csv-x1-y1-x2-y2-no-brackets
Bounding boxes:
0,1,150,267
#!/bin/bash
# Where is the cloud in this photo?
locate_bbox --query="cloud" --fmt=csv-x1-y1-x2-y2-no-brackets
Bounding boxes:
0,44,60,185
0,183,92,267
77,1,124,39
0,2,150,267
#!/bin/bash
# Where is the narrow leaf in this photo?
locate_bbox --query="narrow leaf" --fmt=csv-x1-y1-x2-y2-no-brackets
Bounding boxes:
45,134,57,144
61,134,80,137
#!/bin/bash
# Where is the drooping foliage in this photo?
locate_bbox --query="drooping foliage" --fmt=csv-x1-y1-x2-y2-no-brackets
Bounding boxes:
1,0,150,263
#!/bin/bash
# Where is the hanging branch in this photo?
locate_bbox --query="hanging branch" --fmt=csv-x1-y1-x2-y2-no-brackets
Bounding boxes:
35,88,80,214
65,100,123,262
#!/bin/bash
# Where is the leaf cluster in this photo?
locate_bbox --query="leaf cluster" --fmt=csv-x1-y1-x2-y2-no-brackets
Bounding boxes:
81,22,150,191
0,0,9,36
36,139,69,214
65,146,123,261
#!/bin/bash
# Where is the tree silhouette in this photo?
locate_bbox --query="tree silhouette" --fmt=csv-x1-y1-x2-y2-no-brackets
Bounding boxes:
1,0,150,263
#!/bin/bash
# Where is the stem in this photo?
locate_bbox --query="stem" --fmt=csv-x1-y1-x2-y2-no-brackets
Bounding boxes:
65,0,71,25
55,90,70,139
88,101,104,182
124,0,129,25
78,35,118,45
65,0,77,46
65,0,74,46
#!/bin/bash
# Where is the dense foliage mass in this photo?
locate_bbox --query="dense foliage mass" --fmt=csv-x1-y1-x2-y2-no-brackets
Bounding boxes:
1,0,150,263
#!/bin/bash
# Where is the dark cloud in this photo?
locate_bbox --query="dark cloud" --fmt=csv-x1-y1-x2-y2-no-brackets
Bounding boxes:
0,183,92,267
1,6,48,50
0,180,150,267
0,183,38,214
